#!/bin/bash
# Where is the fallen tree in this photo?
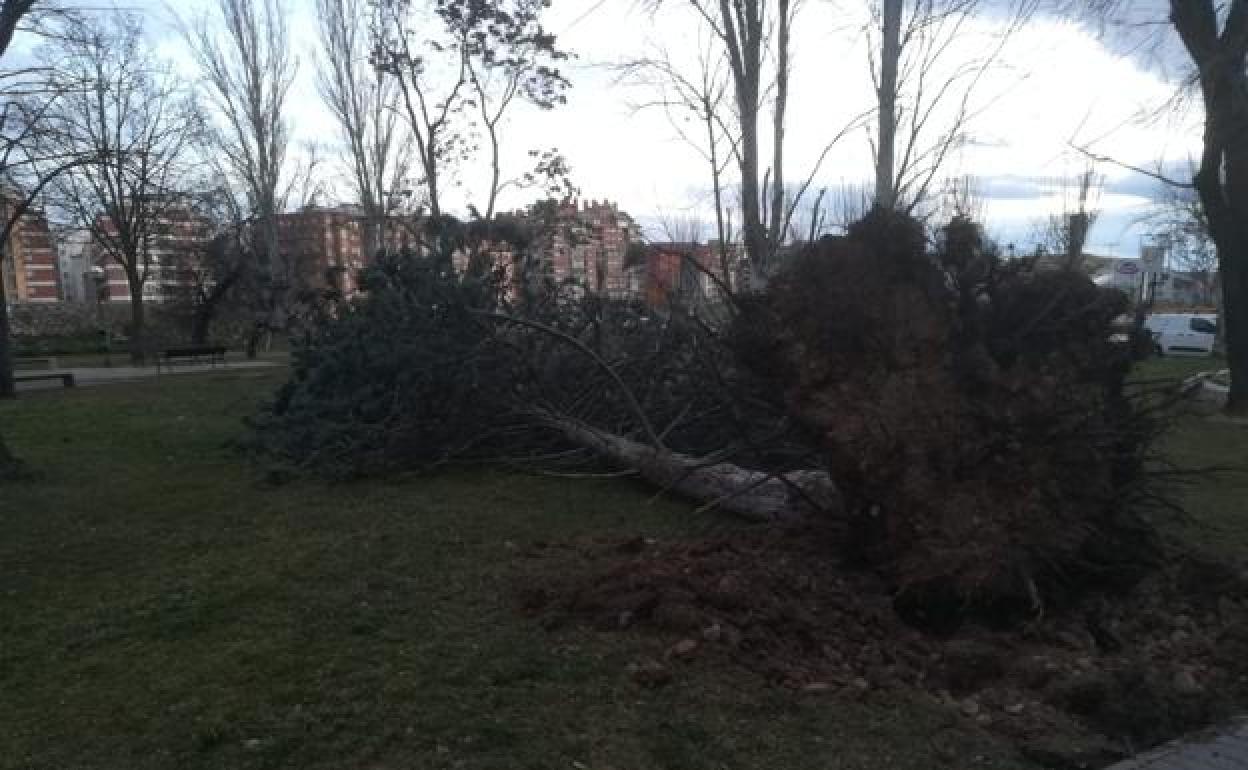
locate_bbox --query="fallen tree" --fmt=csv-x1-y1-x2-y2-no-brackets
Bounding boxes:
249,210,1178,623
536,413,838,523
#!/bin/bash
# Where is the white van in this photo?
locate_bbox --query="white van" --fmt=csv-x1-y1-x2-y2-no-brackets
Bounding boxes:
1144,313,1219,356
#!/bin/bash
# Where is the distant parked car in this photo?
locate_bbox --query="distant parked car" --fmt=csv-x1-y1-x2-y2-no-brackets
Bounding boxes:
1143,313,1218,356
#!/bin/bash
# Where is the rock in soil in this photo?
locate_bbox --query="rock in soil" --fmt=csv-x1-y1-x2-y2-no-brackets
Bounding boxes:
669,639,699,660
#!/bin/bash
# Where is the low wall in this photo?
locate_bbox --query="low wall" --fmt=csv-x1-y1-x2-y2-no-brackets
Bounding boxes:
6,302,199,352
6,302,127,337
7,301,259,351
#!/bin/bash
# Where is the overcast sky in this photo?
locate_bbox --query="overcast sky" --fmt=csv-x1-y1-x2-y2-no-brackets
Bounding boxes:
17,0,1201,257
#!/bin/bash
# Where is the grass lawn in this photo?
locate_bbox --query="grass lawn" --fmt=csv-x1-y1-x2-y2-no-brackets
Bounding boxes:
1127,354,1248,557
0,372,1035,770
1132,354,1226,385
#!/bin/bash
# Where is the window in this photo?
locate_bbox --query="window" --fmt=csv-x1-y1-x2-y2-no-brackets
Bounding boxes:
1190,318,1217,334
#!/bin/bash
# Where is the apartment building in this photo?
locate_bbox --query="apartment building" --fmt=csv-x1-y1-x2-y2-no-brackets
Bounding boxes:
0,199,61,303
642,241,739,308
93,204,213,304
512,199,644,298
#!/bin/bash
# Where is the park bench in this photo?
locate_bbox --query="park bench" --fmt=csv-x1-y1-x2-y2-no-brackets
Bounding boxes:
15,372,75,388
14,356,59,370
156,345,228,373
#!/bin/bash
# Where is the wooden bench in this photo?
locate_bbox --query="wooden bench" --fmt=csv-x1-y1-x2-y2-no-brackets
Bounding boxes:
15,372,75,388
14,356,58,370
156,346,228,373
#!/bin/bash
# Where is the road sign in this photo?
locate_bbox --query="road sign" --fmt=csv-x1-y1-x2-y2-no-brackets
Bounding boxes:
1117,261,1140,276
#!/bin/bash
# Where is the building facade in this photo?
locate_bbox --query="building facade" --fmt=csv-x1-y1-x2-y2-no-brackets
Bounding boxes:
1,200,61,304
278,205,368,294
516,199,644,298
1087,254,1218,308
642,241,739,308
94,205,213,304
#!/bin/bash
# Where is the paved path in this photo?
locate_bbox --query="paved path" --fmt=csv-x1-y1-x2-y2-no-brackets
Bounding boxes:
15,360,281,391
1106,718,1248,769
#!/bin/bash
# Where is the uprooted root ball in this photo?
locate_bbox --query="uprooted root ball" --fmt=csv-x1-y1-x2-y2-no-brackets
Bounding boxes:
730,209,1173,620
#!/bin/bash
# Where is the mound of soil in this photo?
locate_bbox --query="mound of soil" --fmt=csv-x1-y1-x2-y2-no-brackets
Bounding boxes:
518,527,1248,768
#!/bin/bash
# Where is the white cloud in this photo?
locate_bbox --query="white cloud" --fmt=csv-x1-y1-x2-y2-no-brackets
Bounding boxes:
11,0,1201,255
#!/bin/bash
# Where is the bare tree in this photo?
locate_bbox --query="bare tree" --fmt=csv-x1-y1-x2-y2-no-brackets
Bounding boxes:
794,180,873,236
175,185,252,345
934,173,984,224
620,33,738,291
1067,1,1248,411
0,124,91,397
185,0,297,329
875,0,903,210
0,98,86,400
0,0,61,476
869,0,1036,212
1167,1,1248,412
44,13,202,364
1148,183,1219,308
370,0,469,222
640,0,795,283
1030,166,1103,271
316,0,412,258
784,185,829,243
642,1,866,283
1,0,79,405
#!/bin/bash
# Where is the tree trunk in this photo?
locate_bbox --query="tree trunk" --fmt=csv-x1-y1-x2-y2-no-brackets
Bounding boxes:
1171,0,1248,414
719,1,765,286
0,261,14,399
190,305,213,345
485,116,501,223
1222,246,1248,413
363,214,382,260
542,414,840,523
705,109,733,293
876,0,903,209
1065,211,1089,271
739,119,764,285
245,320,262,359
426,154,442,221
127,277,146,365
768,0,790,259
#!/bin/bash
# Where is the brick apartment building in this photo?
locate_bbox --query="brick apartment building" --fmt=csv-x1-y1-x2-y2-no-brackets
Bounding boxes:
510,199,644,298
93,204,213,304
277,204,424,294
491,200,748,309
0,198,61,304
90,203,407,304
278,204,367,294
642,241,738,308
77,198,740,310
